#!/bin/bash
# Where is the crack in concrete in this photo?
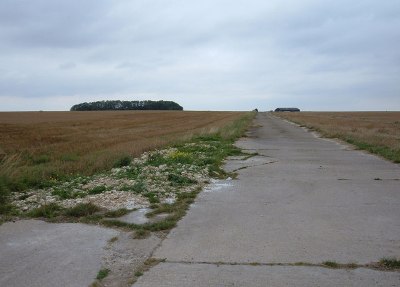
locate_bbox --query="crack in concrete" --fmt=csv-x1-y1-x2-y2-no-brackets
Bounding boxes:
232,161,278,173
158,259,400,272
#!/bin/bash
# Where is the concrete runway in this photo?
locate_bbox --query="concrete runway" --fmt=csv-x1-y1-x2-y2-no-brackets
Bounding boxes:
135,113,400,286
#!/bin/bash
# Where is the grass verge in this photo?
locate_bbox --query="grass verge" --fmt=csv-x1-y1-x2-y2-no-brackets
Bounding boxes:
275,112,400,163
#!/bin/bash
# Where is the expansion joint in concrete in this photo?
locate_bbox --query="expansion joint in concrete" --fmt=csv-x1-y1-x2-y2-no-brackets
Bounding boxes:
156,259,400,273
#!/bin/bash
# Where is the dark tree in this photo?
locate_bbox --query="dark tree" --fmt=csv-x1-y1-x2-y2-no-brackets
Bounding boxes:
70,100,183,111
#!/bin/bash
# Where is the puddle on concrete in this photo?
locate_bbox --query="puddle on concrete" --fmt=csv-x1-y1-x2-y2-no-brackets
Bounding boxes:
204,178,234,192
118,208,150,224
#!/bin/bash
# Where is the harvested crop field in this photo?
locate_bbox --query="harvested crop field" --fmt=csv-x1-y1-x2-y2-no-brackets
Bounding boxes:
0,111,246,190
275,112,400,162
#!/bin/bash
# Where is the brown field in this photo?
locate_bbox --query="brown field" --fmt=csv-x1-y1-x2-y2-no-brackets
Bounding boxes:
0,111,247,189
275,112,400,162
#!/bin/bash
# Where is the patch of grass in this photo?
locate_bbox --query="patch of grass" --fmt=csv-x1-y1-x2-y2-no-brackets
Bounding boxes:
51,186,85,199
60,153,79,162
131,181,147,193
276,112,400,163
144,192,159,204
379,258,400,269
0,177,11,215
96,268,110,280
167,151,195,164
88,185,107,195
27,203,64,218
322,261,339,268
104,208,130,218
168,173,197,186
108,236,118,243
31,154,51,165
133,229,151,239
64,203,101,217
134,271,143,277
114,155,131,168
101,219,138,230
346,138,400,163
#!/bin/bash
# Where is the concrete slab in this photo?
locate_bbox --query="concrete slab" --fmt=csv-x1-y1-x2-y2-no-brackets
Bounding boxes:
0,219,118,287
134,263,400,287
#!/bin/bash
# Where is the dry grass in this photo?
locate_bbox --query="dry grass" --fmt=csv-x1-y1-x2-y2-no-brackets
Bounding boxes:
275,112,400,162
0,111,246,190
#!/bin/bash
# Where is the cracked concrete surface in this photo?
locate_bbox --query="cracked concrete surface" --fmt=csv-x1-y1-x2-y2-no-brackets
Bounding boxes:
0,220,118,287
134,113,400,286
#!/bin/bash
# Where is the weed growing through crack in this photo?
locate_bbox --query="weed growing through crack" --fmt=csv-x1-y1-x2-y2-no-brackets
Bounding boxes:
133,229,151,239
108,236,118,243
379,258,400,269
322,261,340,268
64,203,101,217
96,268,110,280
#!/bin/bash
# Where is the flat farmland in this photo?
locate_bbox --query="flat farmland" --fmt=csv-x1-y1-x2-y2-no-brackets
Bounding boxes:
0,111,246,190
275,112,400,162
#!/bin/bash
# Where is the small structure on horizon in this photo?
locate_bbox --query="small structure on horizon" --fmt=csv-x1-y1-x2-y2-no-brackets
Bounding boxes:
274,108,300,112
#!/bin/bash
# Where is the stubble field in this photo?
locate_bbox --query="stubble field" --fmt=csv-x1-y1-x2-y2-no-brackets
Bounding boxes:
0,111,246,191
275,112,400,163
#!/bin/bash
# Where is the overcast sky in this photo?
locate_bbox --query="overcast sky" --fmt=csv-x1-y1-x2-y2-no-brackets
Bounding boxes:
1,0,399,111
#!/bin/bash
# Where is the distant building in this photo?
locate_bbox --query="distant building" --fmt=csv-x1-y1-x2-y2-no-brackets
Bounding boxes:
274,108,300,112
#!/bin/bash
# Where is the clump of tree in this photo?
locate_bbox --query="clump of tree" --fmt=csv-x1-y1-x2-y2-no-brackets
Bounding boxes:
70,100,183,111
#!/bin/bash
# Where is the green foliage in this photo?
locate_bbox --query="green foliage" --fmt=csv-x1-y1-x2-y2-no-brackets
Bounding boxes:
64,203,101,217
0,177,10,211
60,153,79,162
96,268,110,280
380,258,400,269
30,154,51,165
322,261,339,268
168,174,197,186
133,229,151,239
88,185,107,195
52,187,85,199
28,203,64,218
132,181,147,193
144,192,160,204
346,137,400,163
104,208,130,218
113,156,131,168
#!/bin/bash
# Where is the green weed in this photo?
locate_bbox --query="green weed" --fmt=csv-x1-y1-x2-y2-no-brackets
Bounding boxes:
379,258,400,269
64,203,101,217
168,174,197,186
96,268,110,280
104,208,130,218
114,155,131,168
322,261,339,268
88,185,107,195
28,203,64,218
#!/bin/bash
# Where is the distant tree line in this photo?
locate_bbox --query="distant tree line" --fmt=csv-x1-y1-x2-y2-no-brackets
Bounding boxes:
70,100,183,111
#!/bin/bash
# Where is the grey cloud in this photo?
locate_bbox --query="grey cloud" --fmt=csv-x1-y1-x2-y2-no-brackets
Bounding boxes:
0,0,399,111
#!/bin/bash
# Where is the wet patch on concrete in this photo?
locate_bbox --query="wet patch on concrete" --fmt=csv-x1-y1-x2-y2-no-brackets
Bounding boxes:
117,208,151,224
204,178,234,193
